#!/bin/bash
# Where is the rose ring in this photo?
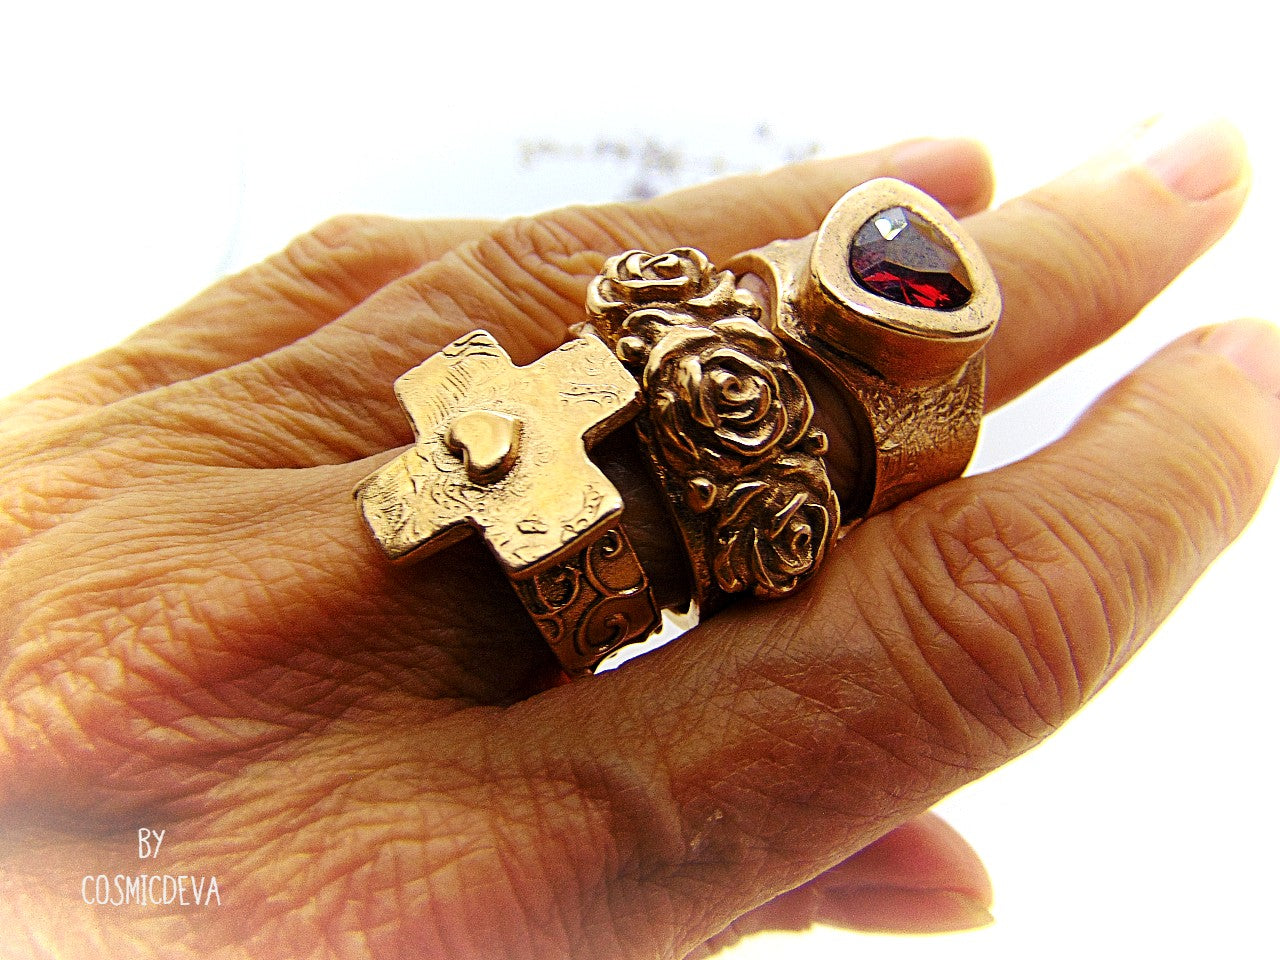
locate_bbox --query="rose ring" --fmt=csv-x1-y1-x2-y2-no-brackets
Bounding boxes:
354,178,1000,677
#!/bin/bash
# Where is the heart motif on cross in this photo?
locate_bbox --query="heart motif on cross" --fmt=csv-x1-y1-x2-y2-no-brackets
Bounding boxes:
444,409,523,484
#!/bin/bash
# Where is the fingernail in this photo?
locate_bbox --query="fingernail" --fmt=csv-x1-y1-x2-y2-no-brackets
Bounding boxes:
1201,319,1280,398
822,885,995,934
1139,117,1248,201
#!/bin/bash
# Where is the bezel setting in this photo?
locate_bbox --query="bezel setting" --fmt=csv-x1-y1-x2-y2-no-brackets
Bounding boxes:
807,178,999,381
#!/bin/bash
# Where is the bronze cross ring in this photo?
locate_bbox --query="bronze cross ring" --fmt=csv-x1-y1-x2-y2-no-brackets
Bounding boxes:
354,330,660,676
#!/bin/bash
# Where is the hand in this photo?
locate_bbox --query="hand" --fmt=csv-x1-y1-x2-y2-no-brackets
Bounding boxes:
2,126,1275,960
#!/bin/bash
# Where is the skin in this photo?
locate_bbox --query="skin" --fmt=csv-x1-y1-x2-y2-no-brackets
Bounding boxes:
1,130,1277,960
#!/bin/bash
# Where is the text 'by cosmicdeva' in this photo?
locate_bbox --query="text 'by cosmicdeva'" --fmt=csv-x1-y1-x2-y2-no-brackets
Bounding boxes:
79,828,221,907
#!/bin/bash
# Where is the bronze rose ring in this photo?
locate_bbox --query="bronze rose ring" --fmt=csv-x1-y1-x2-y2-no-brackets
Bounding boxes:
354,178,1000,677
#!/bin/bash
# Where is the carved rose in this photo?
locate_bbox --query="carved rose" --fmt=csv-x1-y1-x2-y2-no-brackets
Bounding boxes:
712,463,835,598
597,248,720,304
587,248,759,358
644,318,813,473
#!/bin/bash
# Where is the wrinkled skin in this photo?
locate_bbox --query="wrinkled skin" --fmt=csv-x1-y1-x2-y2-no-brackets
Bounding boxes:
1,130,1277,960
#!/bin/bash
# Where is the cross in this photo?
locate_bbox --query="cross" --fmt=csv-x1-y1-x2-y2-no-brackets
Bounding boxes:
355,330,642,574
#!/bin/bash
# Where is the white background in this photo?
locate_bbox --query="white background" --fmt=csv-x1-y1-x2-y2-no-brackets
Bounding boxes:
2,2,1276,957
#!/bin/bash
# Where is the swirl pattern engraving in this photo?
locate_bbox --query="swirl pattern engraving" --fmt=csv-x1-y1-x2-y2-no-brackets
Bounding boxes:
516,524,658,672
588,248,840,610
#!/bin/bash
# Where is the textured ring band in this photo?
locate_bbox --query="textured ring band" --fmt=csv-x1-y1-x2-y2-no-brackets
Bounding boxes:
729,178,1000,523
585,248,838,619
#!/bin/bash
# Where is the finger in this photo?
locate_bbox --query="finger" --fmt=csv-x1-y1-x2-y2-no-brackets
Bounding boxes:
976,117,1249,410
57,138,993,471
646,137,994,262
0,215,498,431
297,138,993,383
495,319,1280,955
802,810,993,934
689,812,992,957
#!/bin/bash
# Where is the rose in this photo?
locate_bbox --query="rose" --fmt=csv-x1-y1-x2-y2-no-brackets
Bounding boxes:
711,463,836,598
643,318,813,473
592,248,720,308
586,248,759,359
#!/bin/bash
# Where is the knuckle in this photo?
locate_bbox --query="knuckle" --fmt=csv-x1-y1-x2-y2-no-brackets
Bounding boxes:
393,201,670,356
885,487,1116,749
488,207,614,300
0,441,115,555
0,472,51,553
446,209,621,345
1114,350,1274,540
279,214,390,284
302,212,402,257
999,192,1136,331
241,213,412,313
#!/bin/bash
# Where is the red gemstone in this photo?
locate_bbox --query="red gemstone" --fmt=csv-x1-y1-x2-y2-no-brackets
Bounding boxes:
849,207,972,310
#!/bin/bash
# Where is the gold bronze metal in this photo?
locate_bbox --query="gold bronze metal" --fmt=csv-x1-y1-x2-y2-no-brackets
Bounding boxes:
728,178,1001,523
355,179,998,677
355,329,660,676
587,249,839,616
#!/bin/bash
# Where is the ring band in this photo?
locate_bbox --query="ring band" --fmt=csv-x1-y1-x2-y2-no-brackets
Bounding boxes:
354,178,999,677
729,178,1000,521
586,248,838,618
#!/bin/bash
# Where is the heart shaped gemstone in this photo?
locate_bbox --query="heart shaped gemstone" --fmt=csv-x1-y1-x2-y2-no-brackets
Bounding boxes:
850,207,972,310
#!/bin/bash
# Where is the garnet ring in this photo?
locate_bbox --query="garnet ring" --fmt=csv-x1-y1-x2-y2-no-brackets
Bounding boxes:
730,178,1000,524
